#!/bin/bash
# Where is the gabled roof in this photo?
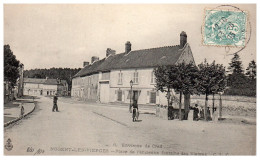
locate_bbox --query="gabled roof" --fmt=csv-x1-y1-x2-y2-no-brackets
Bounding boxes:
97,53,125,72
24,78,46,84
45,79,59,85
73,58,106,78
73,45,184,78
24,78,66,85
111,45,182,69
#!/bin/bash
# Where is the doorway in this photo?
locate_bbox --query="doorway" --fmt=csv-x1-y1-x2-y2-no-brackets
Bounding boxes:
132,90,139,103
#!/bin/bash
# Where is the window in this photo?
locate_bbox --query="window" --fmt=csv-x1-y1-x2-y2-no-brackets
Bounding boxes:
117,90,122,101
151,71,156,84
118,72,123,85
150,92,156,104
133,71,138,84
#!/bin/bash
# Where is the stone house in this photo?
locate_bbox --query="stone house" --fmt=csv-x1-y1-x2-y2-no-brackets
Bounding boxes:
23,78,68,96
72,31,195,105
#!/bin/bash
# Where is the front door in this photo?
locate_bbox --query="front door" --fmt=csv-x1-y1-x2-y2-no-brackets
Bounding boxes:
100,82,110,103
132,91,139,102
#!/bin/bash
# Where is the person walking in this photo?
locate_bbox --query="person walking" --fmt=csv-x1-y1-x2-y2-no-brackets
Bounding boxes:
20,103,24,117
131,100,139,121
52,94,59,112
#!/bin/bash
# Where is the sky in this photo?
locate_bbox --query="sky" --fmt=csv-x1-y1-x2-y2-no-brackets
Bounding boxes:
4,4,256,70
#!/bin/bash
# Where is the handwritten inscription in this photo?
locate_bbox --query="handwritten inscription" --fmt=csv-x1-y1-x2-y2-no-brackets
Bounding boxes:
27,147,45,155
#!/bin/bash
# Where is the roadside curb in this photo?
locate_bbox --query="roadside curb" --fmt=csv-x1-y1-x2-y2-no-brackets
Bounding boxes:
4,101,36,128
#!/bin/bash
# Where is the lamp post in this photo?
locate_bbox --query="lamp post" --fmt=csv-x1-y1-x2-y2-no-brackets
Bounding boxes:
129,80,133,113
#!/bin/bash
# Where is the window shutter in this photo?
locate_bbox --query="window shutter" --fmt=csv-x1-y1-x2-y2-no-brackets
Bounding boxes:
122,90,125,101
151,72,153,83
146,91,150,104
136,72,138,83
118,73,120,84
132,72,135,83
121,73,123,84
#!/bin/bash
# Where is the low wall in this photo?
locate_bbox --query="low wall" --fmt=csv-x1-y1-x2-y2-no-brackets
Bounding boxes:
156,107,185,120
4,102,36,127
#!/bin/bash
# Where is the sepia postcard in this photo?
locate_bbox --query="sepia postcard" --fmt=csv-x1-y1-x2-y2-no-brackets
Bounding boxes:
3,4,256,156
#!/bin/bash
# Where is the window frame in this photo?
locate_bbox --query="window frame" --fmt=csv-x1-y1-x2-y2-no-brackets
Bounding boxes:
149,91,157,104
151,71,156,84
118,72,123,85
133,71,139,84
117,90,123,101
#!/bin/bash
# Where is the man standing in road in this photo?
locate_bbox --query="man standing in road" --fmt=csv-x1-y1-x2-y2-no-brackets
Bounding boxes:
52,93,59,112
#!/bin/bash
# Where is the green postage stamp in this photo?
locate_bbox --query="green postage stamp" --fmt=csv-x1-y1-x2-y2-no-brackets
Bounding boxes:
203,9,247,47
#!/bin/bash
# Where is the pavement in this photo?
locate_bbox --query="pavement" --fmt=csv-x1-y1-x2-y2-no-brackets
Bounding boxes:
4,96,256,155
4,96,36,124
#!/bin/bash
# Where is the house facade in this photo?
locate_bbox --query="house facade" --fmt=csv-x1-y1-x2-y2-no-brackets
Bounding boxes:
72,31,195,106
23,78,68,96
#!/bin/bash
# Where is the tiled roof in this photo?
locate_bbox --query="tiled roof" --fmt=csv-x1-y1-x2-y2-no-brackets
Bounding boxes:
24,78,46,84
73,59,106,77
45,79,59,85
73,45,183,78
97,53,125,72
111,45,182,69
24,78,66,85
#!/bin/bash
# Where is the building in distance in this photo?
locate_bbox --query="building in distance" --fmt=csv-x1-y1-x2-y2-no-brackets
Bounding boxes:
23,77,68,96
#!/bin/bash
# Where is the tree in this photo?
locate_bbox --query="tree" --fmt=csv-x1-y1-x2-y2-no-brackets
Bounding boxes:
4,45,20,87
196,60,226,120
227,53,246,87
154,62,198,120
169,62,198,120
246,60,256,81
228,53,243,74
154,65,172,108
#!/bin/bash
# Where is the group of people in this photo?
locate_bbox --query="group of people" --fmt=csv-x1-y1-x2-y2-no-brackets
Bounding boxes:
192,104,214,121
192,104,204,120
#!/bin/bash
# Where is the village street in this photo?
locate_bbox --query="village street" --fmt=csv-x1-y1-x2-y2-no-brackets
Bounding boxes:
4,96,256,155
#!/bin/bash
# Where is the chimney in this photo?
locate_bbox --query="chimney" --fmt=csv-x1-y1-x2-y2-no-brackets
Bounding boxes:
125,41,131,54
91,56,99,64
106,48,116,57
180,31,187,48
83,61,89,67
